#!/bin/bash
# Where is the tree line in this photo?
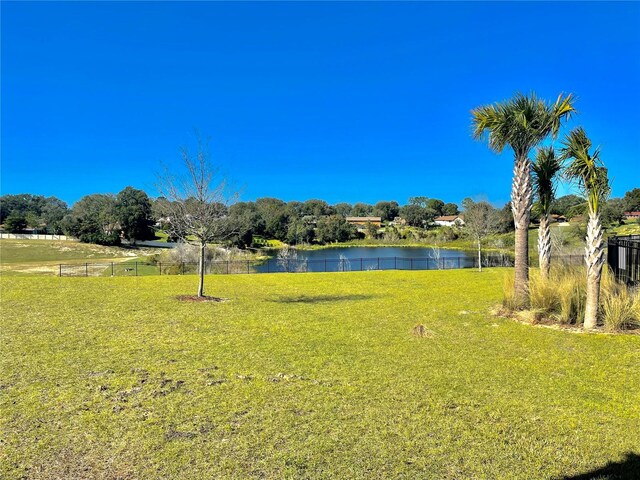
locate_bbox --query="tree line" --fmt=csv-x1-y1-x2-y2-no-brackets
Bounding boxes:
2,187,638,246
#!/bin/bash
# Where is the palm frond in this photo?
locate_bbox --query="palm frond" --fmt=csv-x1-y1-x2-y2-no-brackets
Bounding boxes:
561,128,610,213
533,147,562,213
471,92,576,158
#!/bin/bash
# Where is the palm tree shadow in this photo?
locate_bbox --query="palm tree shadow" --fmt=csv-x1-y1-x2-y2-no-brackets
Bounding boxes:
270,294,375,304
556,452,640,480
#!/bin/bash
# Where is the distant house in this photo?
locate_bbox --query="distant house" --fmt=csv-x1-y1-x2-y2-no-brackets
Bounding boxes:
434,215,464,227
550,214,568,223
345,216,382,227
390,216,406,226
624,211,640,221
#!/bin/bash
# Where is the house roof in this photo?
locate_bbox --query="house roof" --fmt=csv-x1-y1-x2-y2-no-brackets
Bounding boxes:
434,215,462,221
345,217,382,222
624,211,640,216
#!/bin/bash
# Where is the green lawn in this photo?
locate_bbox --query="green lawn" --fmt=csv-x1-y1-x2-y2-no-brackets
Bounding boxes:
1,269,639,479
0,240,161,276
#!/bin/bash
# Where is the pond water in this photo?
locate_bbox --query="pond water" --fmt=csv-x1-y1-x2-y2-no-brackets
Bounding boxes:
255,246,512,273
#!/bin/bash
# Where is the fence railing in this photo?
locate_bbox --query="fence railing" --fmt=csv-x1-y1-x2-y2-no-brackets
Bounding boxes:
607,235,640,286
56,254,585,277
0,233,74,241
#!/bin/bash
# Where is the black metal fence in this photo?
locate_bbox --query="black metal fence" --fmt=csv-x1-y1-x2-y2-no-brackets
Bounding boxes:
607,235,640,286
58,253,584,277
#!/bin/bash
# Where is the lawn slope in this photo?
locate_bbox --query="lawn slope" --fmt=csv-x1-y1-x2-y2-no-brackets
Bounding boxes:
1,269,639,479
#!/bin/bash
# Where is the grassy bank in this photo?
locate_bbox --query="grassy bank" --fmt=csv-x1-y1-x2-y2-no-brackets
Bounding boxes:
0,240,161,276
2,269,639,479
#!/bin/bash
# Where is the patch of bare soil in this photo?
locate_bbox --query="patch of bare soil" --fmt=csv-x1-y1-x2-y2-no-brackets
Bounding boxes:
175,295,228,303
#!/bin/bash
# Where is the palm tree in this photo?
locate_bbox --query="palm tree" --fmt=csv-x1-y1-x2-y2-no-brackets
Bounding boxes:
560,128,610,330
532,147,562,279
471,92,575,306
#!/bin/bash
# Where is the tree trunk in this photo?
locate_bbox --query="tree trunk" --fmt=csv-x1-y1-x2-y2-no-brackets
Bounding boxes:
477,237,482,272
197,242,206,297
538,213,551,280
583,211,604,330
511,154,533,307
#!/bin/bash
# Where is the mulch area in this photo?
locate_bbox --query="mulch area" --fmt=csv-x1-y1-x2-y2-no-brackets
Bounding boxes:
175,295,228,303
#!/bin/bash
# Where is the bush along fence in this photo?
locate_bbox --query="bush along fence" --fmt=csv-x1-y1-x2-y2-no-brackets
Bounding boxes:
607,235,640,286
58,253,584,277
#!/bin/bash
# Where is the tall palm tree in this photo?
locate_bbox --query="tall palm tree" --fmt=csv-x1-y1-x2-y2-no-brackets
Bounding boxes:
471,92,575,306
561,128,610,330
532,147,562,279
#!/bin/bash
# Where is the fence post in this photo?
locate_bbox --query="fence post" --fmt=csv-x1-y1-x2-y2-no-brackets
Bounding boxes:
59,264,62,277
181,262,185,275
85,263,88,277
395,257,397,270
135,262,138,276
111,262,114,276
440,258,444,270
457,257,460,269
410,258,413,270
325,258,327,272
247,260,250,274
360,258,363,271
159,262,162,275
377,257,380,270
226,261,229,275
267,260,270,273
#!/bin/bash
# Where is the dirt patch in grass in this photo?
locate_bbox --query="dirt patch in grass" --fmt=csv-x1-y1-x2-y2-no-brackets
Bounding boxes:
175,295,228,303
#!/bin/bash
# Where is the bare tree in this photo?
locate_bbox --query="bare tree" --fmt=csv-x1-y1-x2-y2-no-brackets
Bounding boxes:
464,201,500,272
157,135,236,297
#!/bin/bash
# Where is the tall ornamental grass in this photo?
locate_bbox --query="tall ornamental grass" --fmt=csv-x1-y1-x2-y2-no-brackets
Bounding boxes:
503,266,640,332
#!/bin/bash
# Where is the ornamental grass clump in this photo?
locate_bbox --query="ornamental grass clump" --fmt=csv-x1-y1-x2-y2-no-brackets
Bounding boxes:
501,266,639,332
601,273,640,332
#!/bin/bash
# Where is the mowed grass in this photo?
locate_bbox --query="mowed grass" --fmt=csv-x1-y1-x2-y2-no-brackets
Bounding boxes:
1,269,639,479
0,240,159,276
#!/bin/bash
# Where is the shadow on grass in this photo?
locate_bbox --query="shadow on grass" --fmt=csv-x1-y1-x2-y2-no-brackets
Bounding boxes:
271,294,375,304
557,452,640,480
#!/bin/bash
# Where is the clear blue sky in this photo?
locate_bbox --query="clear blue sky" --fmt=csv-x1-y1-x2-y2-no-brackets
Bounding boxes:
2,1,639,207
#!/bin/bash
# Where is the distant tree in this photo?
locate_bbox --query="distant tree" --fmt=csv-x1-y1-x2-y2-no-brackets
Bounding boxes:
157,136,236,298
364,221,379,239
4,214,27,233
496,202,515,233
115,187,155,243
315,215,355,243
601,198,626,226
463,200,500,272
400,203,430,228
442,203,459,216
41,197,69,234
472,92,575,305
302,199,334,218
408,196,429,208
561,127,610,330
550,194,584,217
0,194,45,223
62,194,120,245
351,202,373,217
256,198,289,241
227,202,264,247
622,188,640,212
334,202,352,217
373,201,400,222
425,199,445,217
286,218,315,245
0,194,68,233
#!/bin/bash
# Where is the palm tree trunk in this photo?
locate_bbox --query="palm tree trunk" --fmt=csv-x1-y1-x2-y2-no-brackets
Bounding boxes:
511,154,532,306
538,214,551,279
583,211,604,329
197,242,206,297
